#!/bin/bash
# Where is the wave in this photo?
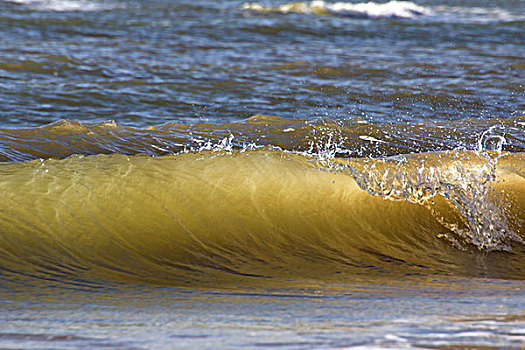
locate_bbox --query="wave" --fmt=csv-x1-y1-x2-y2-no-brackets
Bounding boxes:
241,1,525,23
432,5,525,24
1,116,523,287
242,1,430,19
0,115,523,162
3,0,115,12
0,147,523,287
4,0,523,22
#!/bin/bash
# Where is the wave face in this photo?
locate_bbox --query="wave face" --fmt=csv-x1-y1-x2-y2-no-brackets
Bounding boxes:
0,117,524,287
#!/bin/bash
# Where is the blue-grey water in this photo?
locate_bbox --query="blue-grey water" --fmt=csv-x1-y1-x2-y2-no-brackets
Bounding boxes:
0,0,524,349
1,0,523,127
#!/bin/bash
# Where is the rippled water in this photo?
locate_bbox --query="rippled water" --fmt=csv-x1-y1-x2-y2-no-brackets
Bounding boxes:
1,0,524,349
0,0,523,127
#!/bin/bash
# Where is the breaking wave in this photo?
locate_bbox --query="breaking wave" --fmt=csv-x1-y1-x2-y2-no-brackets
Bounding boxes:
3,0,115,12
0,116,524,287
241,1,525,23
242,0,431,19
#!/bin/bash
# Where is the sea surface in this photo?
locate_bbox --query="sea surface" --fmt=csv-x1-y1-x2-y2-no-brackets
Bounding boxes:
0,0,524,349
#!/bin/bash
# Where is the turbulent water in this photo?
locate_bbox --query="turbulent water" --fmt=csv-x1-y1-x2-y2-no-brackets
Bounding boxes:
1,0,524,349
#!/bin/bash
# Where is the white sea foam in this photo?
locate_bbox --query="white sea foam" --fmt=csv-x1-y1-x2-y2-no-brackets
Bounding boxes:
4,0,114,11
242,0,432,19
321,0,432,19
242,1,525,23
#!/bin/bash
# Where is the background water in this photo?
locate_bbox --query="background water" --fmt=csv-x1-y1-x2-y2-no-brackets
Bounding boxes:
1,0,524,349
0,0,523,127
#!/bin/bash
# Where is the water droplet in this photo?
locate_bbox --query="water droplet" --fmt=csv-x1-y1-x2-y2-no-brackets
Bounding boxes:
477,126,507,152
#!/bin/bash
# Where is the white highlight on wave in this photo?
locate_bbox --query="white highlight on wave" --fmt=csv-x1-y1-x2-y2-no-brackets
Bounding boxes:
242,1,432,19
4,0,114,11
242,1,525,23
323,0,431,19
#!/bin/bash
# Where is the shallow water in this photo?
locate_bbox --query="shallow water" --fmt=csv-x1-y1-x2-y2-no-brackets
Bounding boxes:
2,279,525,349
0,0,524,348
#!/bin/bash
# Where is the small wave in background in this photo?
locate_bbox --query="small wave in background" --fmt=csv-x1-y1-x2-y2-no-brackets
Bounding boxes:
242,1,432,19
242,0,525,23
1,115,523,161
3,0,115,11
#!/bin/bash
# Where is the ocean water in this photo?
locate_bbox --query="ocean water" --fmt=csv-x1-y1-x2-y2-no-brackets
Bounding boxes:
0,0,524,349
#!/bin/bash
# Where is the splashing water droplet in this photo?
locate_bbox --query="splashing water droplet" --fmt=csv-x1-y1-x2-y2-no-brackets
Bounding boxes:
478,126,507,152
